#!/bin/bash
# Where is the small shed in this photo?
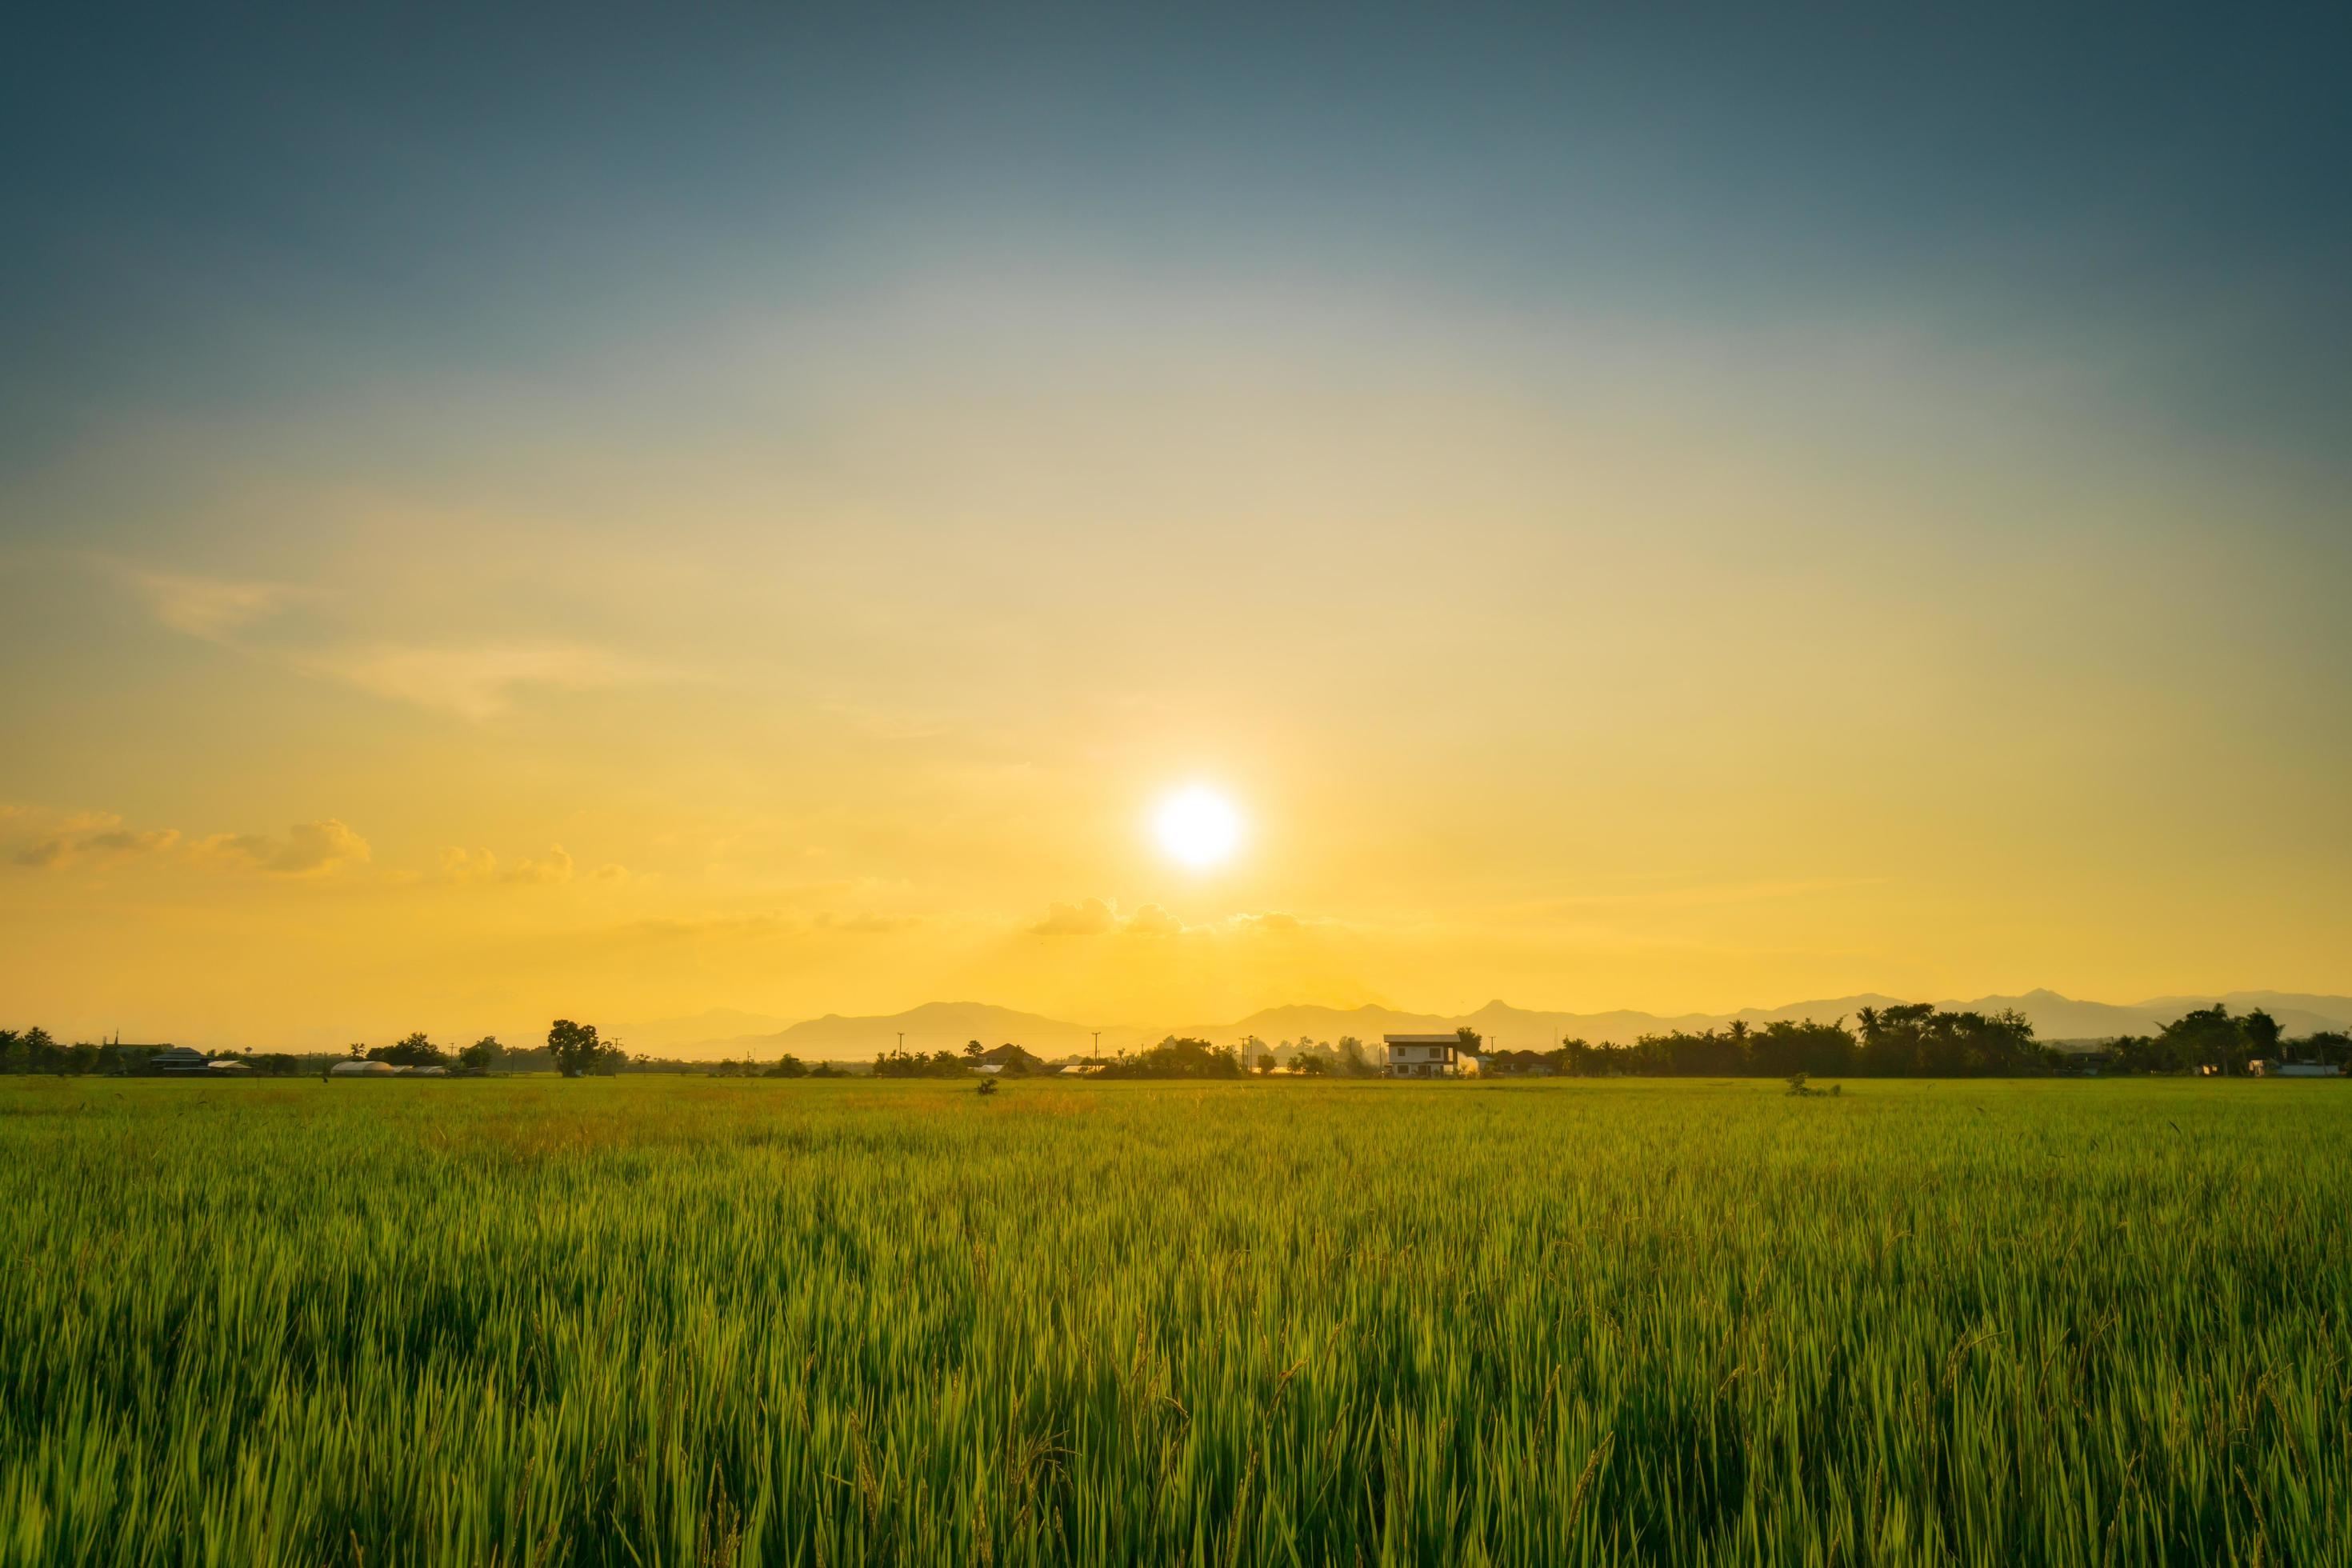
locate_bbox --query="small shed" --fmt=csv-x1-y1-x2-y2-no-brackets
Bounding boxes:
329,1060,398,1078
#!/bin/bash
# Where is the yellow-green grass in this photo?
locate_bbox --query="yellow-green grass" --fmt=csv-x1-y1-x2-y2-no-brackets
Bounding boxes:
2,1076,2346,1565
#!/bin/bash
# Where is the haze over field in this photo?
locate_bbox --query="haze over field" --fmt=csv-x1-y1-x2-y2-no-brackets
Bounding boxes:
4,5,2349,1048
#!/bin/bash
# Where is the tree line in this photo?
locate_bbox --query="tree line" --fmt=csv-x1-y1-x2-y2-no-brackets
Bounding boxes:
6,1005,2343,1081
1487,1003,2350,1078
0,1019,709,1078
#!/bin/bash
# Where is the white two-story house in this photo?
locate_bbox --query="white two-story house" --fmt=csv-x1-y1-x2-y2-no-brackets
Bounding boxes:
1382,1034,1481,1078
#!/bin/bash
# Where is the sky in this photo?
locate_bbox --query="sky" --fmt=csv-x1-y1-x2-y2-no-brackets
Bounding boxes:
4,3,2350,1050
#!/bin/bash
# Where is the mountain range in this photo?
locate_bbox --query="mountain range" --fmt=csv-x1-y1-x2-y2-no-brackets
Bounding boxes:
622,990,2352,1062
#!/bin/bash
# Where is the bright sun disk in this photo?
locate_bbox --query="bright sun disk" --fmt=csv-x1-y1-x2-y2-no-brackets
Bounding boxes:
1154,786,1242,870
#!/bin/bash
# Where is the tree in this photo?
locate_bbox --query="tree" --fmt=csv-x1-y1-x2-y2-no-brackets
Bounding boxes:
548,1018,603,1078
1750,1018,1856,1078
1338,1036,1368,1075
763,1053,810,1078
1553,1035,1598,1075
458,1035,506,1074
1104,1036,1242,1079
2157,1006,2250,1074
965,1038,985,1060
1456,1026,1483,1052
2242,1009,2283,1063
369,1031,446,1068
2295,1030,2351,1069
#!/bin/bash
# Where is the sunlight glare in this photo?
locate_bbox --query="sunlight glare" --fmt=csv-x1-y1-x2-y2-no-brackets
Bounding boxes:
1154,786,1243,871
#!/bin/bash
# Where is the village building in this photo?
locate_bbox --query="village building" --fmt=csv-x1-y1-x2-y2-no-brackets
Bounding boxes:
146,1045,210,1075
1382,1034,1482,1078
972,1042,1050,1075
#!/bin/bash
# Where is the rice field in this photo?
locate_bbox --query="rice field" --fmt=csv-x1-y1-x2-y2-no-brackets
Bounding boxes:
2,1075,2347,1566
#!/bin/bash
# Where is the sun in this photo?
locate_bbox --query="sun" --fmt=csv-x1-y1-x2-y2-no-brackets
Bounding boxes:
1153,786,1243,871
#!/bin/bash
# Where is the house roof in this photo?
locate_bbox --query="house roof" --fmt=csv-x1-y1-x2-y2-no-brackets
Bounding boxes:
1384,1034,1462,1046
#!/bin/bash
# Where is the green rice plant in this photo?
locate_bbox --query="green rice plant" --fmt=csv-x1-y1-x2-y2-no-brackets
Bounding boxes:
0,1076,2346,1564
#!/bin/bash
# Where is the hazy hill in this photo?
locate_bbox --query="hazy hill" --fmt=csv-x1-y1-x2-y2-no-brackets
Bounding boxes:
642,990,2352,1061
697,1002,1150,1063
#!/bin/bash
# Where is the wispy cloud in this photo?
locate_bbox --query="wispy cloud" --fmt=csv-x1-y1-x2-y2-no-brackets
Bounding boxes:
313,643,666,720
1030,898,1286,939
1520,877,1887,917
191,819,372,876
134,571,309,642
1032,897,1118,936
814,911,918,934
14,817,182,868
442,844,580,885
7,806,369,877
119,566,668,722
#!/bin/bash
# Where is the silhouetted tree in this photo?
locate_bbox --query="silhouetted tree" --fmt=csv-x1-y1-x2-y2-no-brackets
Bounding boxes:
2294,1030,2351,1068
2242,1009,2283,1063
368,1031,447,1068
2157,1006,2250,1074
1103,1036,1242,1079
548,1018,603,1078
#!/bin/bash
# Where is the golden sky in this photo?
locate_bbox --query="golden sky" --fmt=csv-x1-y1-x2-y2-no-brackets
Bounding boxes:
6,12,2350,1048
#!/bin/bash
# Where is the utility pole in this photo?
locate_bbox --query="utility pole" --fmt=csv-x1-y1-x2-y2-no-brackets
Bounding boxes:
1091,1030,1101,1060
